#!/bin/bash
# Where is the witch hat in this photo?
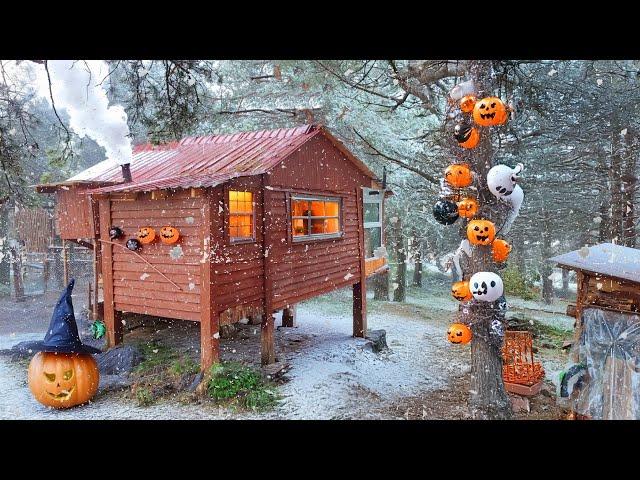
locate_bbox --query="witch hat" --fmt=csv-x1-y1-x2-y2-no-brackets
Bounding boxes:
32,279,102,354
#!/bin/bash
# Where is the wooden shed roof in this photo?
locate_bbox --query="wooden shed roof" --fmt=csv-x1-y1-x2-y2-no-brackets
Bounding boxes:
36,125,380,194
548,243,640,284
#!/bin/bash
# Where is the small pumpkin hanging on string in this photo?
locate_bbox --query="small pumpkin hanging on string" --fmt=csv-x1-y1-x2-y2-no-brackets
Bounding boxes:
492,238,512,263
459,95,477,113
159,226,180,245
466,219,496,246
109,226,124,240
136,227,156,245
447,323,472,344
473,96,508,126
433,199,459,225
453,123,480,149
451,280,473,302
444,163,473,188
457,197,479,219
126,238,142,251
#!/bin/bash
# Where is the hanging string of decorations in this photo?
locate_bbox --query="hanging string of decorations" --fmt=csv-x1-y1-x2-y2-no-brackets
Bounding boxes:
432,78,524,346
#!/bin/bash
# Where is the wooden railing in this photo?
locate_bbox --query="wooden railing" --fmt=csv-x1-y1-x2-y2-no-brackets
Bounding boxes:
365,256,388,278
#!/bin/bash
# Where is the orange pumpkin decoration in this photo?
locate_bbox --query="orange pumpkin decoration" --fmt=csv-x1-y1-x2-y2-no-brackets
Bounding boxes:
159,226,180,245
447,323,472,345
453,123,480,149
459,95,477,113
473,96,508,127
136,227,156,244
28,352,99,409
467,219,496,246
457,197,479,219
444,163,473,188
492,238,512,263
451,281,473,302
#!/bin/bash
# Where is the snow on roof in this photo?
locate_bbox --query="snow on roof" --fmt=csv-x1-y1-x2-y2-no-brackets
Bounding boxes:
548,243,640,284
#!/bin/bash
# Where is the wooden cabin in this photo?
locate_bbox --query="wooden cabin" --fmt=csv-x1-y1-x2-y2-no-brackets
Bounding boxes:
549,243,640,419
36,125,390,370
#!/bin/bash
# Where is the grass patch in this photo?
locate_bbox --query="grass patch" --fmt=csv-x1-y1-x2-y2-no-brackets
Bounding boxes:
509,314,572,349
207,361,279,411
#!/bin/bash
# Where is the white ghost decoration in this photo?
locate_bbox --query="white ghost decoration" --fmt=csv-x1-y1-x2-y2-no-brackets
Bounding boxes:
487,163,523,198
470,271,504,302
449,79,476,101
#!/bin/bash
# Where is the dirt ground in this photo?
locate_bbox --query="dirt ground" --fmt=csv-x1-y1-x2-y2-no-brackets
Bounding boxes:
0,278,573,420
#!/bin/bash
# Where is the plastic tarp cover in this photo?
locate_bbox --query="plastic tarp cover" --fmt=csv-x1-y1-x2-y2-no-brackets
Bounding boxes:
567,308,640,419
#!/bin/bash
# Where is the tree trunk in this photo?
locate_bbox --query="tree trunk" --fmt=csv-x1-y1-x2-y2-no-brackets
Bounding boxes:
412,250,423,287
392,218,406,303
621,130,637,247
373,270,389,301
459,60,512,419
561,268,569,298
541,205,554,305
0,205,10,289
10,247,25,301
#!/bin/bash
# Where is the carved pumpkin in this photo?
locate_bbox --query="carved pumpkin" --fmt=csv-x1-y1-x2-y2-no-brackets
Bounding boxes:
447,323,472,345
28,352,99,409
492,238,512,263
126,238,141,251
466,219,496,246
451,281,473,302
136,227,156,244
453,123,480,149
159,226,180,245
444,164,473,188
473,96,508,126
457,197,478,219
459,95,477,113
433,199,459,225
109,226,124,240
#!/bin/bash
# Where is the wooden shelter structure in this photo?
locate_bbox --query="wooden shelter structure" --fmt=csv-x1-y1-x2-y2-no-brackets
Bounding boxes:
549,243,640,419
36,124,391,371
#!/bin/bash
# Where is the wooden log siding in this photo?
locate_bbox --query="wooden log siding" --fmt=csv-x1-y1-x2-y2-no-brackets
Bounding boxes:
55,186,99,239
109,192,205,321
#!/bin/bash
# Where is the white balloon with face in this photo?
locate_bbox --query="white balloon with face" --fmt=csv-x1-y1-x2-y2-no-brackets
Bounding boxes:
487,163,523,199
470,272,504,302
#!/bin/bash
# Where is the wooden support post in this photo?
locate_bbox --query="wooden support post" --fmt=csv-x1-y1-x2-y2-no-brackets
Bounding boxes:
62,239,69,286
98,198,121,349
200,310,220,372
247,314,262,326
261,314,275,365
91,238,100,321
282,305,296,327
43,255,50,293
10,247,25,302
106,310,124,347
353,186,367,337
353,281,367,337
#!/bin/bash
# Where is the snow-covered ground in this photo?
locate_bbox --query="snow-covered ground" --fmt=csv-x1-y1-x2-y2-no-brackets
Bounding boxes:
0,291,469,420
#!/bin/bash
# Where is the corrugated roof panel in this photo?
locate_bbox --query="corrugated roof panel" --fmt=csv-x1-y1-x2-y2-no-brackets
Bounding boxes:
548,243,640,284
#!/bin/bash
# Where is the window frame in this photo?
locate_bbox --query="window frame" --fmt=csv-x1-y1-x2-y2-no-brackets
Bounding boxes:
362,188,383,257
290,193,343,243
227,188,256,244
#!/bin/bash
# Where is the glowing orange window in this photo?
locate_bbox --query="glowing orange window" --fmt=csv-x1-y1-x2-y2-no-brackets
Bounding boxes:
229,190,254,241
291,195,341,240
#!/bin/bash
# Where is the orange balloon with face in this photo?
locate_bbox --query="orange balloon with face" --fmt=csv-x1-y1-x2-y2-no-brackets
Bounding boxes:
457,197,479,219
473,96,508,126
466,219,496,246
492,238,512,263
28,352,99,409
444,164,473,188
447,323,472,344
459,95,477,113
451,281,473,302
159,226,180,245
136,227,156,244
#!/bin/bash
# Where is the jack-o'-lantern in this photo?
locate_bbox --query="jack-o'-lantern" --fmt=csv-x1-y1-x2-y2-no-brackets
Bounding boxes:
453,123,480,149
126,238,141,251
28,352,99,409
159,226,180,245
109,226,124,240
433,199,459,225
451,281,473,302
444,163,473,188
473,96,508,127
492,238,512,263
470,271,504,302
447,323,472,345
136,227,156,244
457,197,478,219
466,219,496,246
459,95,477,113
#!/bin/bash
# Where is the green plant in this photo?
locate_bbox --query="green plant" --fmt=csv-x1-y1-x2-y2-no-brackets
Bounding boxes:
135,386,154,406
207,361,279,411
170,357,199,377
502,266,538,300
135,342,178,374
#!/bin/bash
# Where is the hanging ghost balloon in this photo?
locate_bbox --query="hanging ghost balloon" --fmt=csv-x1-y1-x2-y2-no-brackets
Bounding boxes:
449,79,476,101
470,271,504,302
487,163,524,235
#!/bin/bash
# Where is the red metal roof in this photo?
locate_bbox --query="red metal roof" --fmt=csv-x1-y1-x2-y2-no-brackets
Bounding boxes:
70,124,377,195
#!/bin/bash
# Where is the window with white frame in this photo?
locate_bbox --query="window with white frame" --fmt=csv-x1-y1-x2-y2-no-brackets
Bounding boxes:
363,188,383,257
291,195,342,241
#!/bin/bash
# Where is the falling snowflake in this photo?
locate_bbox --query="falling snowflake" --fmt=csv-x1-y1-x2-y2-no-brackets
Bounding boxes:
621,128,628,136
578,246,590,258
185,216,195,224
548,68,557,77
170,245,184,260
597,78,603,86
189,282,196,290
140,273,150,280
344,272,354,280
593,216,602,224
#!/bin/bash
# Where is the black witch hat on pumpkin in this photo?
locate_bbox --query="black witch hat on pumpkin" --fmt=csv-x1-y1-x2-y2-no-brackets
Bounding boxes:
32,279,102,354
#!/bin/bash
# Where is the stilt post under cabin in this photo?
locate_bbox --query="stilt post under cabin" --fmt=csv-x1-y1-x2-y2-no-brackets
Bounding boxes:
200,188,219,371
353,186,367,337
98,198,122,349
62,239,69,286
282,305,296,327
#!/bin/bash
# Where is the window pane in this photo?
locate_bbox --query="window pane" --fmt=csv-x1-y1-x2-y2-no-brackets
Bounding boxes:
310,201,325,216
229,190,239,202
292,200,309,216
311,218,325,234
364,226,381,257
292,218,308,236
325,218,339,234
364,203,380,224
229,215,239,227
325,201,339,217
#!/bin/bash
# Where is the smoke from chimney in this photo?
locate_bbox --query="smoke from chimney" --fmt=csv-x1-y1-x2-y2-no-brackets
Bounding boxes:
44,60,133,169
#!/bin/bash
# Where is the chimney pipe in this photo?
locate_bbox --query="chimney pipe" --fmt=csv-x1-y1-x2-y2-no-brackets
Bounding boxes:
121,163,132,183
